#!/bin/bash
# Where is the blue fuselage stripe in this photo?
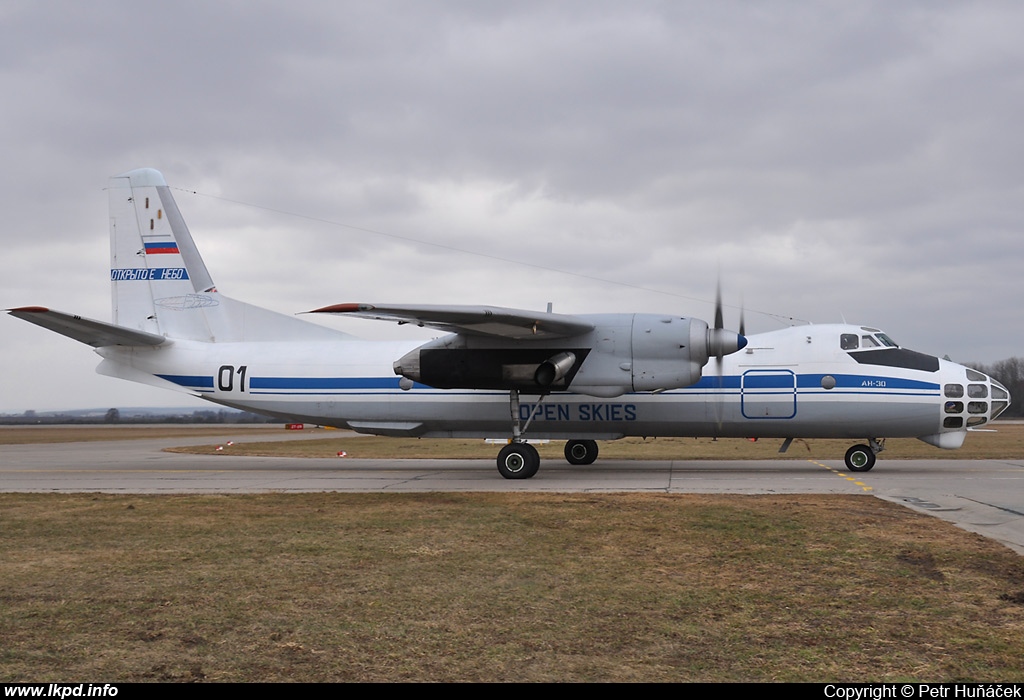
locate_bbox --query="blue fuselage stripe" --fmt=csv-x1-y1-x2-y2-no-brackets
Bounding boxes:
152,373,940,396
156,374,214,388
249,377,405,390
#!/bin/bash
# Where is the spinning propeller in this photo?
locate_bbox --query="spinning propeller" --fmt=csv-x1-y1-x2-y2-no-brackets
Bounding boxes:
707,282,747,429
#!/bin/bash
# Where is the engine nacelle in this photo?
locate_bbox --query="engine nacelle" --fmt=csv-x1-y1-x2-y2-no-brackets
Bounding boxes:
392,313,745,395
569,315,745,395
629,315,709,391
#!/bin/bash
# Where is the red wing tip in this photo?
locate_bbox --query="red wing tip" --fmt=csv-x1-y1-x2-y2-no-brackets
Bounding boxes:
307,303,373,314
7,306,50,313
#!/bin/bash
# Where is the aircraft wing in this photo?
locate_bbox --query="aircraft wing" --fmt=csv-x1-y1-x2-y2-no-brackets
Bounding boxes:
308,303,595,340
7,307,168,347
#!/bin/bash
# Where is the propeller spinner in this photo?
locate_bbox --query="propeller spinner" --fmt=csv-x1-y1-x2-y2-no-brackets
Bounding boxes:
706,283,747,360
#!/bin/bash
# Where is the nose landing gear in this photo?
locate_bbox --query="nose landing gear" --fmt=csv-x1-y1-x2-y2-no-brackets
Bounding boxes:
844,439,884,472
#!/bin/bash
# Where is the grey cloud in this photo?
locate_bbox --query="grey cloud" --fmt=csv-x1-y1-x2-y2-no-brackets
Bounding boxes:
2,1,1023,409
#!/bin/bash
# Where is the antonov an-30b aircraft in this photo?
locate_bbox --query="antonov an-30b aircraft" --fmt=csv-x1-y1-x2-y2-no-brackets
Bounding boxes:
9,168,1012,478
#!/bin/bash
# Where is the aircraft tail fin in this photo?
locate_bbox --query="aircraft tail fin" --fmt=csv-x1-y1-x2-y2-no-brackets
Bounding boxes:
108,169,349,343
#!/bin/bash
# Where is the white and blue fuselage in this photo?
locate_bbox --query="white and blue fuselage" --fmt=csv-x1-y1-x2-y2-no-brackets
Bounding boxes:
9,168,1010,477
96,321,1006,450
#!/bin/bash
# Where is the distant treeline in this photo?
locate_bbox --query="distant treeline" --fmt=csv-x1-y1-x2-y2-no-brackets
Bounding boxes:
0,409,284,425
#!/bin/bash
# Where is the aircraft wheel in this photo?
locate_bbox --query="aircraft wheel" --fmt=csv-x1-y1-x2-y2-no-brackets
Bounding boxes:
564,439,599,465
497,443,540,479
845,444,876,472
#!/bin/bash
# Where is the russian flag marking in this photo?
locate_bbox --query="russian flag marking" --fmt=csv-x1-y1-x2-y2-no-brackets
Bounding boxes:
144,241,180,255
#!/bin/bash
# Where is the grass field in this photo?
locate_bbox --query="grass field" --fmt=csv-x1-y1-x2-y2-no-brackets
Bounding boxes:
2,425,1022,681
0,425,285,445
2,492,1023,682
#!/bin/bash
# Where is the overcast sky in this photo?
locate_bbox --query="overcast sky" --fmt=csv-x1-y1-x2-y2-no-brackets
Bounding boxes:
2,1,1023,412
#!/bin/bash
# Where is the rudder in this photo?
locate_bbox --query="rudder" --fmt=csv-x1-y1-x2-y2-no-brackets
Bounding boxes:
109,168,217,340
108,168,350,343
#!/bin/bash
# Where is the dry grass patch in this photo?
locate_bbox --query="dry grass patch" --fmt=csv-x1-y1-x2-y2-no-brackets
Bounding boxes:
1,493,1023,682
0,426,284,445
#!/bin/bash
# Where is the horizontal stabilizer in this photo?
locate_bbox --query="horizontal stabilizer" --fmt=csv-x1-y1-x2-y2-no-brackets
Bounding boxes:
7,307,168,347
308,303,595,340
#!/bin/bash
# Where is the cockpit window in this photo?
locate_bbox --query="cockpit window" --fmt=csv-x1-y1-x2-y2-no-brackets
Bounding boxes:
845,331,899,351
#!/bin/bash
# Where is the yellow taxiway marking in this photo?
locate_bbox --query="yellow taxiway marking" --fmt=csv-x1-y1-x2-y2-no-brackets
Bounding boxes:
809,460,872,492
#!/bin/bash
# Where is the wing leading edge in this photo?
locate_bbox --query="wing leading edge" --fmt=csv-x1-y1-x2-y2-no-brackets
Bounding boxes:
308,303,595,340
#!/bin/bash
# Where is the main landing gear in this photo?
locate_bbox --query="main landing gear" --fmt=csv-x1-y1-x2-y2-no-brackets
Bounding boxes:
495,391,602,479
844,439,884,472
495,390,543,480
497,442,540,479
564,439,599,465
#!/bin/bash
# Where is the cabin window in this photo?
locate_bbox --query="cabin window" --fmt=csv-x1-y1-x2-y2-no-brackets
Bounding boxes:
943,417,963,428
968,401,987,414
944,384,964,398
968,384,988,398
944,401,963,414
841,334,858,350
